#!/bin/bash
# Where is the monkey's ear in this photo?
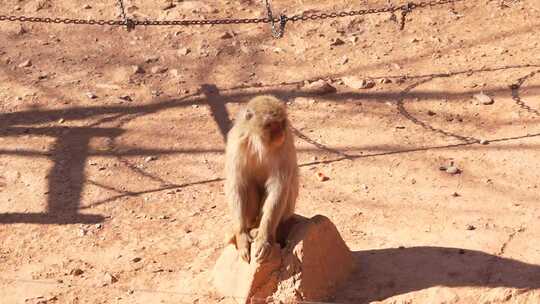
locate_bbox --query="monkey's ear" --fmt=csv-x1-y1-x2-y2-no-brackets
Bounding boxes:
244,109,254,121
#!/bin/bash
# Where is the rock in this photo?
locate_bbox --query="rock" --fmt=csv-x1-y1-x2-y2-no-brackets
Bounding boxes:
132,65,145,74
302,80,337,95
95,223,102,229
86,92,97,99
330,38,346,46
446,166,460,175
132,257,142,263
212,214,354,304
18,60,32,68
118,95,132,102
70,268,84,276
316,172,329,182
145,55,160,63
101,272,118,286
177,47,191,56
342,76,375,89
466,224,476,231
162,2,175,10
144,156,157,162
473,92,494,105
83,4,92,9
220,32,234,39
151,66,168,74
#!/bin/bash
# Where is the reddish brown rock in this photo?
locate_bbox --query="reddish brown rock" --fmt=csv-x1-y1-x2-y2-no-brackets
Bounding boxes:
212,214,354,304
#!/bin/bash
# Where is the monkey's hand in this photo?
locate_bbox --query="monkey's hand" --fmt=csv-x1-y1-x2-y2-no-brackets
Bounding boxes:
235,232,251,263
252,236,272,264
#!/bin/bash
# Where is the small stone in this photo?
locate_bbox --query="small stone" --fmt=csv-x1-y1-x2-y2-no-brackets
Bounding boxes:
145,55,160,63
342,76,375,89
144,156,157,162
220,32,234,39
446,166,460,175
473,92,494,105
102,272,118,285
303,80,337,95
316,172,329,182
379,78,392,84
151,66,168,74
132,65,145,74
162,2,175,10
132,257,142,263
86,92,97,99
58,118,65,124
466,224,476,231
78,228,87,236
95,223,102,229
83,4,92,9
18,60,32,68
427,110,436,116
119,95,133,102
479,139,489,145
452,192,460,197
177,48,191,56
70,268,84,276
330,38,346,46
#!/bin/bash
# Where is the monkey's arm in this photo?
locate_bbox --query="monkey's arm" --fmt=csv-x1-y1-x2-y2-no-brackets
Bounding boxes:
252,173,290,263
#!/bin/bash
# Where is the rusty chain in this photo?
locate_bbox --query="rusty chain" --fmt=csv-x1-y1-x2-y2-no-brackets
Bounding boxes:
0,0,465,36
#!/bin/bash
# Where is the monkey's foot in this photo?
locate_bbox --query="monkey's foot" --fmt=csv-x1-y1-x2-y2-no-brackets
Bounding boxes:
252,238,272,264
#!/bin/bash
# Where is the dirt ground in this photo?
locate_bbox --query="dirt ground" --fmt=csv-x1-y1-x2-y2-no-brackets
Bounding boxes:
1,0,540,303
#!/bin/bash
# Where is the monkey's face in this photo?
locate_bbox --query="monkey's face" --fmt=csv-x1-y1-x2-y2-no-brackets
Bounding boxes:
243,98,288,148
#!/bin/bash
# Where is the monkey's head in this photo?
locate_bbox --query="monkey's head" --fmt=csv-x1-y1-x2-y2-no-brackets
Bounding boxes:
241,95,288,148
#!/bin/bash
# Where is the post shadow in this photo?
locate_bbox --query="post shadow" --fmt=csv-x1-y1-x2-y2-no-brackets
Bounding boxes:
201,83,232,141
335,246,540,303
0,126,124,224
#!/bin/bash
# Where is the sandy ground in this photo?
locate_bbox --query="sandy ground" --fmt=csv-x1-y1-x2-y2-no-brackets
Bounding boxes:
1,0,540,303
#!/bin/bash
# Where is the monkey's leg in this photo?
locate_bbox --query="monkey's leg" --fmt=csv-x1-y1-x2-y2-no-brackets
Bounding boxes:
253,179,289,263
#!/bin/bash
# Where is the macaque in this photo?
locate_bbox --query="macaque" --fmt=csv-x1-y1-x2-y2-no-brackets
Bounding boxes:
224,95,299,264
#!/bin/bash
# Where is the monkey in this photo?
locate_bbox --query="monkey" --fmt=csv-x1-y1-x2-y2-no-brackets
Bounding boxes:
224,95,299,264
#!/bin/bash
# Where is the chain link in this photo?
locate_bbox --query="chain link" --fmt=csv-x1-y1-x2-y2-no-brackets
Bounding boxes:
0,0,464,31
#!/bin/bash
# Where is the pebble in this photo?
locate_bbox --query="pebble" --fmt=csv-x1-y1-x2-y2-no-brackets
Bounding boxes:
119,95,133,102
132,257,142,263
78,228,87,236
144,55,160,63
18,60,32,68
330,38,346,46
220,32,234,39
177,48,191,56
162,2,176,10
342,76,375,89
473,92,494,105
83,4,92,9
316,172,329,182
446,166,460,175
144,156,158,162
303,80,337,95
95,223,102,229
102,272,118,286
86,92,97,99
70,268,84,276
466,224,476,231
132,65,145,74
151,66,168,74
479,139,489,145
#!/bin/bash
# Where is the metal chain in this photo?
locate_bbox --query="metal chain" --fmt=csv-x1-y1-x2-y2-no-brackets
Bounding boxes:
115,0,135,31
263,0,287,38
0,0,464,32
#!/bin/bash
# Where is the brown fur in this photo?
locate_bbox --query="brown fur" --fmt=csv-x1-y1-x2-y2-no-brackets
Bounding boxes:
224,95,299,263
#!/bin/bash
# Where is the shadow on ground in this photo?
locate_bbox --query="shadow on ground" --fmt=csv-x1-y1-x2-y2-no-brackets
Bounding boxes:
336,246,540,303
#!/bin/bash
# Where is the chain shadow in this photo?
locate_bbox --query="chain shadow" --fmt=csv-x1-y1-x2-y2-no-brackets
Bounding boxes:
335,246,540,303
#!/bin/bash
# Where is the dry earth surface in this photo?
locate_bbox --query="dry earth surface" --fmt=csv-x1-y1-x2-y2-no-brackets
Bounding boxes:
1,0,540,303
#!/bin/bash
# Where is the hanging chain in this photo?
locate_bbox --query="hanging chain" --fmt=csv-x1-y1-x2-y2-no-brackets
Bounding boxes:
0,0,465,35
